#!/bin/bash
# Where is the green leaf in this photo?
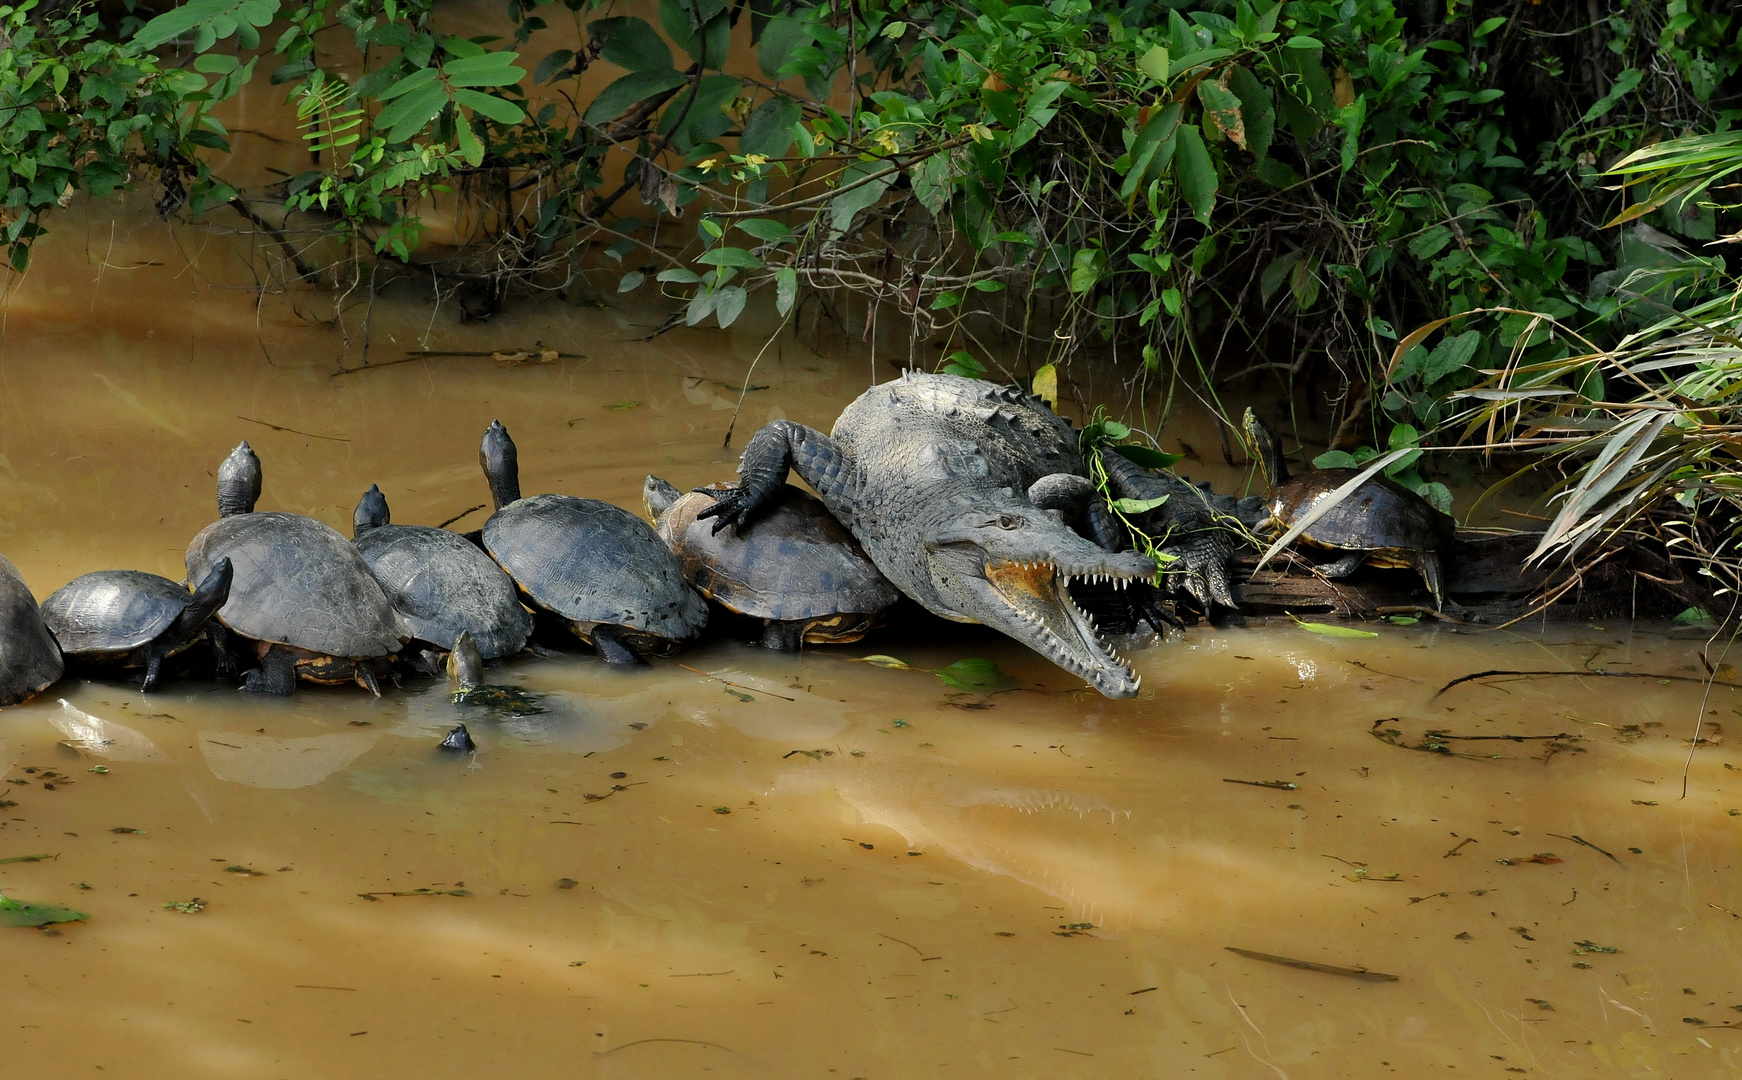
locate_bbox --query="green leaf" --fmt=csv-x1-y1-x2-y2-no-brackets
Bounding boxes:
1069,247,1107,294
940,352,986,378
1284,34,1322,48
881,20,907,38
1290,615,1378,639
931,291,960,310
686,289,718,325
1138,45,1169,83
535,49,574,84
1313,450,1360,469
1111,444,1183,469
775,266,798,316
377,83,450,143
1111,495,1169,514
758,16,811,79
378,67,441,102
583,69,688,125
741,96,801,158
1419,330,1480,384
657,267,702,283
695,246,762,270
715,285,748,327
589,16,673,73
736,218,792,242
827,161,895,238
932,658,1015,692
454,115,485,166
453,89,525,125
1472,16,1505,38
618,270,645,292
1172,123,1216,225
1196,79,1246,149
442,52,525,87
0,892,88,927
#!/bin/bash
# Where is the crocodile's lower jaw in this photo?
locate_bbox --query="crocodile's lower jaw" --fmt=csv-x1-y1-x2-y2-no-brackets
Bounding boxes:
981,560,1140,699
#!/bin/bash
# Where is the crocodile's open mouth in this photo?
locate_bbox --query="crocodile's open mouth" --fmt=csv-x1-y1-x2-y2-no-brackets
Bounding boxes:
978,558,1147,699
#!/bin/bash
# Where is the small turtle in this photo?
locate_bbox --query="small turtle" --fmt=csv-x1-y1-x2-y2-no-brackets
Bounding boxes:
1243,409,1457,609
645,476,900,650
41,560,234,692
352,484,531,664
185,442,408,694
478,421,707,664
445,630,544,714
0,553,63,706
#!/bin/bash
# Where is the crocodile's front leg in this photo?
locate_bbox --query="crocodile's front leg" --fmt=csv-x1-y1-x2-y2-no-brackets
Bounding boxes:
1099,450,1248,617
698,420,852,534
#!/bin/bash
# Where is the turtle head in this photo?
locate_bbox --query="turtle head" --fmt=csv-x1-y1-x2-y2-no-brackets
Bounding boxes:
354,484,390,537
925,504,1156,699
446,630,485,694
169,557,233,641
480,420,522,511
1242,409,1288,489
643,475,683,520
216,442,262,517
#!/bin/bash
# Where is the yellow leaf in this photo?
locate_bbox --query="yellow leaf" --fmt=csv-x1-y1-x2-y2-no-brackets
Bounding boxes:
1032,363,1058,410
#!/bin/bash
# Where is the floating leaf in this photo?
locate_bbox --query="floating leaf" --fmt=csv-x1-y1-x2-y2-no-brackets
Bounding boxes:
933,658,1015,692
605,400,641,410
1385,615,1420,625
0,854,54,865
162,898,206,914
1290,615,1378,639
0,893,88,927
858,655,912,669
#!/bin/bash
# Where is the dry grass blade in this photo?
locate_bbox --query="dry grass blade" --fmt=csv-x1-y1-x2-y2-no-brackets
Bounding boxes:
1530,410,1673,561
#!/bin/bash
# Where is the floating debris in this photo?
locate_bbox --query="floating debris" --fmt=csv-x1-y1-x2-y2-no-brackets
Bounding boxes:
0,893,87,927
1225,946,1399,983
162,898,205,914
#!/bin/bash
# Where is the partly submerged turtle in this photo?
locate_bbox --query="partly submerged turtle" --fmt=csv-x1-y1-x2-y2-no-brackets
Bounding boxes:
185,442,408,694
41,561,234,692
1243,409,1457,609
0,553,63,706
645,476,900,650
478,421,707,664
352,484,531,664
444,630,544,714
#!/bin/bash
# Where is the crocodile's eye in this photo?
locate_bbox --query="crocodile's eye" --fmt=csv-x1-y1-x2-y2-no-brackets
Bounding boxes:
996,514,1021,530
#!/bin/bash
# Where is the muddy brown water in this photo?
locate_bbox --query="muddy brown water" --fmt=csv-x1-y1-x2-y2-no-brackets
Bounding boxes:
2,221,1741,1079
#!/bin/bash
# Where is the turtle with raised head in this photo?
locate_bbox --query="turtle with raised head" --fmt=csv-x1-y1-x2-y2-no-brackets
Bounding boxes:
478,421,706,664
352,484,531,665
645,476,900,650
444,630,543,713
1243,409,1457,609
0,553,63,706
41,561,234,691
185,442,409,694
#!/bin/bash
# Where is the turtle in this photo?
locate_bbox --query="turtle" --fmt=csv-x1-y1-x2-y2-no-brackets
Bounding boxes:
185,441,409,694
1243,409,1457,609
40,560,235,692
477,421,707,664
0,552,63,706
644,476,901,650
352,484,532,664
444,630,544,714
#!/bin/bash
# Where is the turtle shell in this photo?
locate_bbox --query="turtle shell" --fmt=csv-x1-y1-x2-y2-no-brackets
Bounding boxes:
483,494,706,646
186,512,406,659
1273,470,1456,556
41,571,192,658
354,523,531,659
655,484,899,625
0,552,63,705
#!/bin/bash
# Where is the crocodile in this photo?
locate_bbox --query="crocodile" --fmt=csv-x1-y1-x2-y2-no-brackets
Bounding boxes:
698,371,1246,699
